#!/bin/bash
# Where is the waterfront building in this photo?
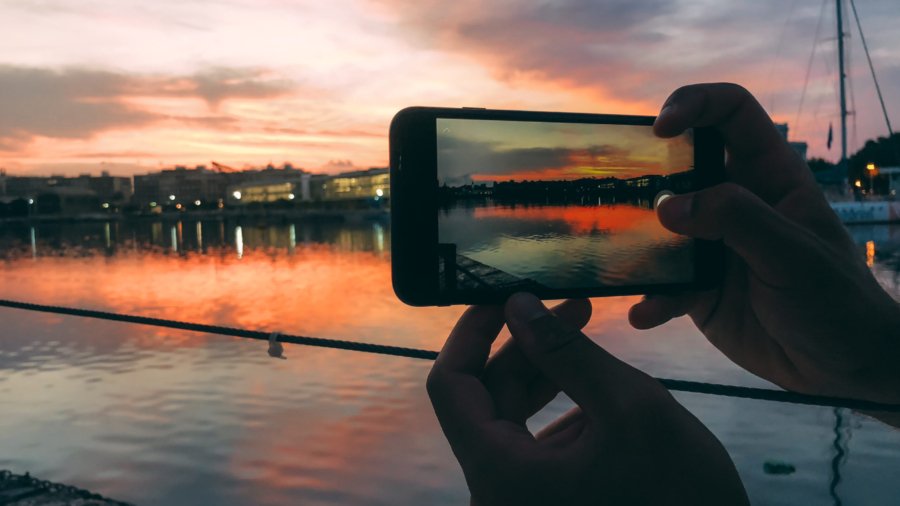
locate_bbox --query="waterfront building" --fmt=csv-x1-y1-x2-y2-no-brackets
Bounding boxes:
0,171,131,206
226,168,389,206
34,187,101,215
134,163,308,208
71,171,133,204
132,165,228,208
226,177,309,205
319,168,389,202
3,176,49,198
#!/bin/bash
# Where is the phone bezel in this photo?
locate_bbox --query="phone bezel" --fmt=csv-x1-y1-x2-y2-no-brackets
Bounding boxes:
390,106,725,306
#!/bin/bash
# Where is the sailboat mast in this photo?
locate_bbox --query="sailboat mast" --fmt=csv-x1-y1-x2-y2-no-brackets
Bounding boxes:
836,0,849,168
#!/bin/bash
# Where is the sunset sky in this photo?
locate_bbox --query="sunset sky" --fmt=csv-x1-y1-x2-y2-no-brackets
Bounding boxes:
437,119,691,184
2,0,899,177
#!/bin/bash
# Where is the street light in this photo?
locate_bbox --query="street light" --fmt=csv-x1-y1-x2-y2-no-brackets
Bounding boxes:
169,194,176,201
866,163,877,195
232,191,242,200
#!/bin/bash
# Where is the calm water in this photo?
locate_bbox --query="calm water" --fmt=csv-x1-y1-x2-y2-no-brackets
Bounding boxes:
0,216,899,505
440,203,693,287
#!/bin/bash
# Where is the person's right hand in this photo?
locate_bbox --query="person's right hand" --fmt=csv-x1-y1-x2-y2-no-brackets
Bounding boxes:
629,83,900,404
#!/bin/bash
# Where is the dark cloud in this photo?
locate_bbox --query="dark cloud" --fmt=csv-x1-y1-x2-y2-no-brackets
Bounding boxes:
0,66,161,146
171,114,241,130
0,65,296,153
377,0,900,125
437,135,629,185
144,67,295,107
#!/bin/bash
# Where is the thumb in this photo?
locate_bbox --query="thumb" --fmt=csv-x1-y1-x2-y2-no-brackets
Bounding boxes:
505,293,652,417
657,182,817,283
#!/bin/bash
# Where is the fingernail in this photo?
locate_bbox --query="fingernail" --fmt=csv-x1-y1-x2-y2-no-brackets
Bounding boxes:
506,292,549,324
508,293,581,353
657,193,693,224
656,103,677,124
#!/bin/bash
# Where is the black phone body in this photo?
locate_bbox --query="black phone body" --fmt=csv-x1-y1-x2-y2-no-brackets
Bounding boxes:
390,106,725,307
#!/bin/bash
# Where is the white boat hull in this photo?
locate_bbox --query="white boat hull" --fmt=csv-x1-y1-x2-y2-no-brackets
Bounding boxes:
830,201,900,224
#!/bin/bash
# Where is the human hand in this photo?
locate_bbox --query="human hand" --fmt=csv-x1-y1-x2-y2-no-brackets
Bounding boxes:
629,83,900,403
428,293,748,505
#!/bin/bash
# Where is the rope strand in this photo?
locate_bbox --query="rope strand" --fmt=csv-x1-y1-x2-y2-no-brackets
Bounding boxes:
1,298,898,413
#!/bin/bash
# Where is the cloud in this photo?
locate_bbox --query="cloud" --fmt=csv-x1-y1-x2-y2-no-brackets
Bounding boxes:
376,0,900,126
437,135,639,184
374,0,682,101
0,66,161,147
139,67,296,108
0,65,296,154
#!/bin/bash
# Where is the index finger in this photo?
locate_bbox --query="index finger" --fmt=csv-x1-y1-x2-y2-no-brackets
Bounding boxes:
654,83,811,202
654,83,784,159
427,305,505,443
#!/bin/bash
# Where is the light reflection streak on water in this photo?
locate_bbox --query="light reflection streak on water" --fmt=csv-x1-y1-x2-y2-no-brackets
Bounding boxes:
289,224,296,252
235,225,243,259
374,223,384,253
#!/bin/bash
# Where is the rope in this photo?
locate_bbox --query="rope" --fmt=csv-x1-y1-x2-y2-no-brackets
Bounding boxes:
1,298,899,413
849,0,894,138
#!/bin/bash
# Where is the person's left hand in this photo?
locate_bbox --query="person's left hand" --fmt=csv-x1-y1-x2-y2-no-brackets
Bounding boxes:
427,293,749,505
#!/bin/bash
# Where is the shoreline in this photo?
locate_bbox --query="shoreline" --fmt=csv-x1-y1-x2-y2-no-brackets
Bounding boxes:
0,207,390,225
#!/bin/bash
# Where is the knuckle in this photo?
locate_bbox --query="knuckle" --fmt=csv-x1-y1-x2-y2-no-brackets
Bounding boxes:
696,183,752,217
717,81,751,98
528,314,586,355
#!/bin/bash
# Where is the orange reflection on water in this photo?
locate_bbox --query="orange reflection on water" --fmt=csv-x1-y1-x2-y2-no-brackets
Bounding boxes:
0,225,675,503
472,204,663,235
0,235,647,351
0,245,460,351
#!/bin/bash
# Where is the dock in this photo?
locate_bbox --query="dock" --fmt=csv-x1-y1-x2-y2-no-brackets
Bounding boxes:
441,252,549,294
0,470,131,506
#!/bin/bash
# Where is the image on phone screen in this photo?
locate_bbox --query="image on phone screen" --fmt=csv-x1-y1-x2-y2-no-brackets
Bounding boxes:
435,118,695,295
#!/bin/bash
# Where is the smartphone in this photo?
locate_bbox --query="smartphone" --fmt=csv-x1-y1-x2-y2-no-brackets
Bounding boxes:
389,106,725,306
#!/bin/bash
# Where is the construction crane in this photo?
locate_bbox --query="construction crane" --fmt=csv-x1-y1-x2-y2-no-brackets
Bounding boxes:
210,161,238,173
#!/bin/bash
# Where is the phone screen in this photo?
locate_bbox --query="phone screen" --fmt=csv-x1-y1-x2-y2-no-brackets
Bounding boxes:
435,118,695,295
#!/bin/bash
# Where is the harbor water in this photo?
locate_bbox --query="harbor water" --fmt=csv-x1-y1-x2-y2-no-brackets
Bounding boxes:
440,202,693,288
0,217,898,505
